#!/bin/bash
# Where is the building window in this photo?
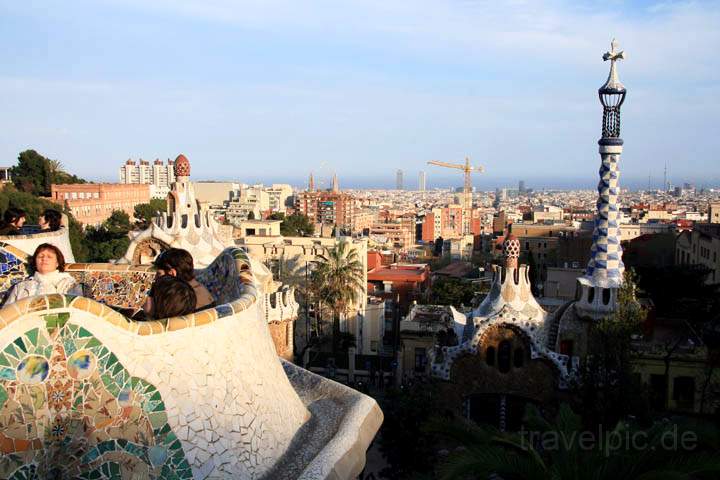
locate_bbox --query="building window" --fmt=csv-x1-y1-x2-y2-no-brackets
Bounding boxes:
650,374,667,410
370,341,378,352
485,346,495,366
414,348,427,373
673,376,695,409
498,341,511,373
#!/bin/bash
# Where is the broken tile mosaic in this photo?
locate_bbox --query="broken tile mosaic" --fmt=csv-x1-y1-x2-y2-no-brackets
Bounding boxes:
0,319,192,479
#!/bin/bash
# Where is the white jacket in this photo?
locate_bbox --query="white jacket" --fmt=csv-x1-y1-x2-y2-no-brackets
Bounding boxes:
4,270,83,305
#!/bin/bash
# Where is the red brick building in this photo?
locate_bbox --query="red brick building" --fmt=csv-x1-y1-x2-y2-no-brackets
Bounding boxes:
50,183,150,226
421,206,483,243
295,190,355,231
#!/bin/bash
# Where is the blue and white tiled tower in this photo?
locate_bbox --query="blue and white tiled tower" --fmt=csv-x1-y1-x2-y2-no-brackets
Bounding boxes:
576,39,627,319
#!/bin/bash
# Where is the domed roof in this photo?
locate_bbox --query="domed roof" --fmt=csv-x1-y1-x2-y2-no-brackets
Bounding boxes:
174,154,190,177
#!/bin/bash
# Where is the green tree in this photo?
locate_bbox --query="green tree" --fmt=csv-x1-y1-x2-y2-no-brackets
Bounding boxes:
133,199,167,229
429,403,720,480
379,382,443,479
428,277,477,306
11,150,50,195
312,241,364,352
83,210,132,262
272,213,314,237
11,149,85,196
579,270,648,426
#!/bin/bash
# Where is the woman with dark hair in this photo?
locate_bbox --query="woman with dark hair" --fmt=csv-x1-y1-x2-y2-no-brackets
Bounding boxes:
0,208,27,235
39,209,62,231
3,243,82,305
143,248,214,313
148,275,197,319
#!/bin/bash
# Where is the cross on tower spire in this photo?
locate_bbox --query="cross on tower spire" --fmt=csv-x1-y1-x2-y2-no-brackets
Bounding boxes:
601,38,626,92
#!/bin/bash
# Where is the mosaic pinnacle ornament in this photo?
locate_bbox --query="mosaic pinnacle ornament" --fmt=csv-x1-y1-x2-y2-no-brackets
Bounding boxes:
585,38,627,288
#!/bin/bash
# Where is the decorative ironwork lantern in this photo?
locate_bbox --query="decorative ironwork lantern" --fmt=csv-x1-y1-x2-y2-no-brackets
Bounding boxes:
598,39,626,139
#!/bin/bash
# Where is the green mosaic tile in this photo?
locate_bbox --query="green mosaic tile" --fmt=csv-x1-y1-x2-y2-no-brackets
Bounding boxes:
12,338,26,354
106,353,118,368
63,338,77,356
97,440,116,454
0,323,191,479
35,331,49,348
25,328,39,346
3,343,18,359
149,412,167,430
43,312,70,331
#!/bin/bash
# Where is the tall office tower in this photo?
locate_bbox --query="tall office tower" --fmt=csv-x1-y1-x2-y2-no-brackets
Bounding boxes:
396,169,404,190
518,180,526,193
418,171,426,192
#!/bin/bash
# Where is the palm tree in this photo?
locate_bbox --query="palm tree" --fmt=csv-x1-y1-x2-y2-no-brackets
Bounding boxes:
47,158,65,175
312,240,364,352
427,404,720,480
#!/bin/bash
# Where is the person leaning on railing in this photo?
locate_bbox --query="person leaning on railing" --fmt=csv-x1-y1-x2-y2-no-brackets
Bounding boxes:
3,243,83,305
39,209,62,232
0,208,27,236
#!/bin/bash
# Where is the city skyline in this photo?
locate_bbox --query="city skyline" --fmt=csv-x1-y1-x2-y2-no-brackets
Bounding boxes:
1,1,719,185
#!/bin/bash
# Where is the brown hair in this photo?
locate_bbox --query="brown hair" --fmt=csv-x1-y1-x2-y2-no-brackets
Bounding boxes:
150,275,197,319
30,243,66,272
153,248,195,282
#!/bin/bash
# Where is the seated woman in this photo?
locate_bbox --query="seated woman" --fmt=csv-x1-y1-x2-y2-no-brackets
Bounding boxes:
0,207,27,235
143,248,215,314
39,208,62,231
3,243,83,305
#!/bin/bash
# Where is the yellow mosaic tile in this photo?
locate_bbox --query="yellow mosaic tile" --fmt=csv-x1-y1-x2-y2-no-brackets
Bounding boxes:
166,317,190,332
148,321,165,334
86,299,104,318
25,296,48,313
136,323,153,336
193,310,216,326
70,296,92,312
0,304,22,326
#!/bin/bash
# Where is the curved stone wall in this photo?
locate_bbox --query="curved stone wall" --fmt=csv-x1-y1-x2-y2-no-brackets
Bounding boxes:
0,247,383,479
0,248,310,479
0,226,75,263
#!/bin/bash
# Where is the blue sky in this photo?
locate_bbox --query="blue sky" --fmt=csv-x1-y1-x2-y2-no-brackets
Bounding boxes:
1,0,718,190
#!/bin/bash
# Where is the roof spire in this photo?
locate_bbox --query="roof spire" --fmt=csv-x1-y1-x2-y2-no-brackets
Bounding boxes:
308,172,315,191
503,234,520,269
331,173,339,193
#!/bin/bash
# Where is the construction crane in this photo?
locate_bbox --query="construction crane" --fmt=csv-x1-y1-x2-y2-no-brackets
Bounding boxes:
427,157,484,236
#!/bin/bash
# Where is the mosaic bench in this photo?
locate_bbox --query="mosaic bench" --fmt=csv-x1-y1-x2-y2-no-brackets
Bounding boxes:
0,247,382,479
